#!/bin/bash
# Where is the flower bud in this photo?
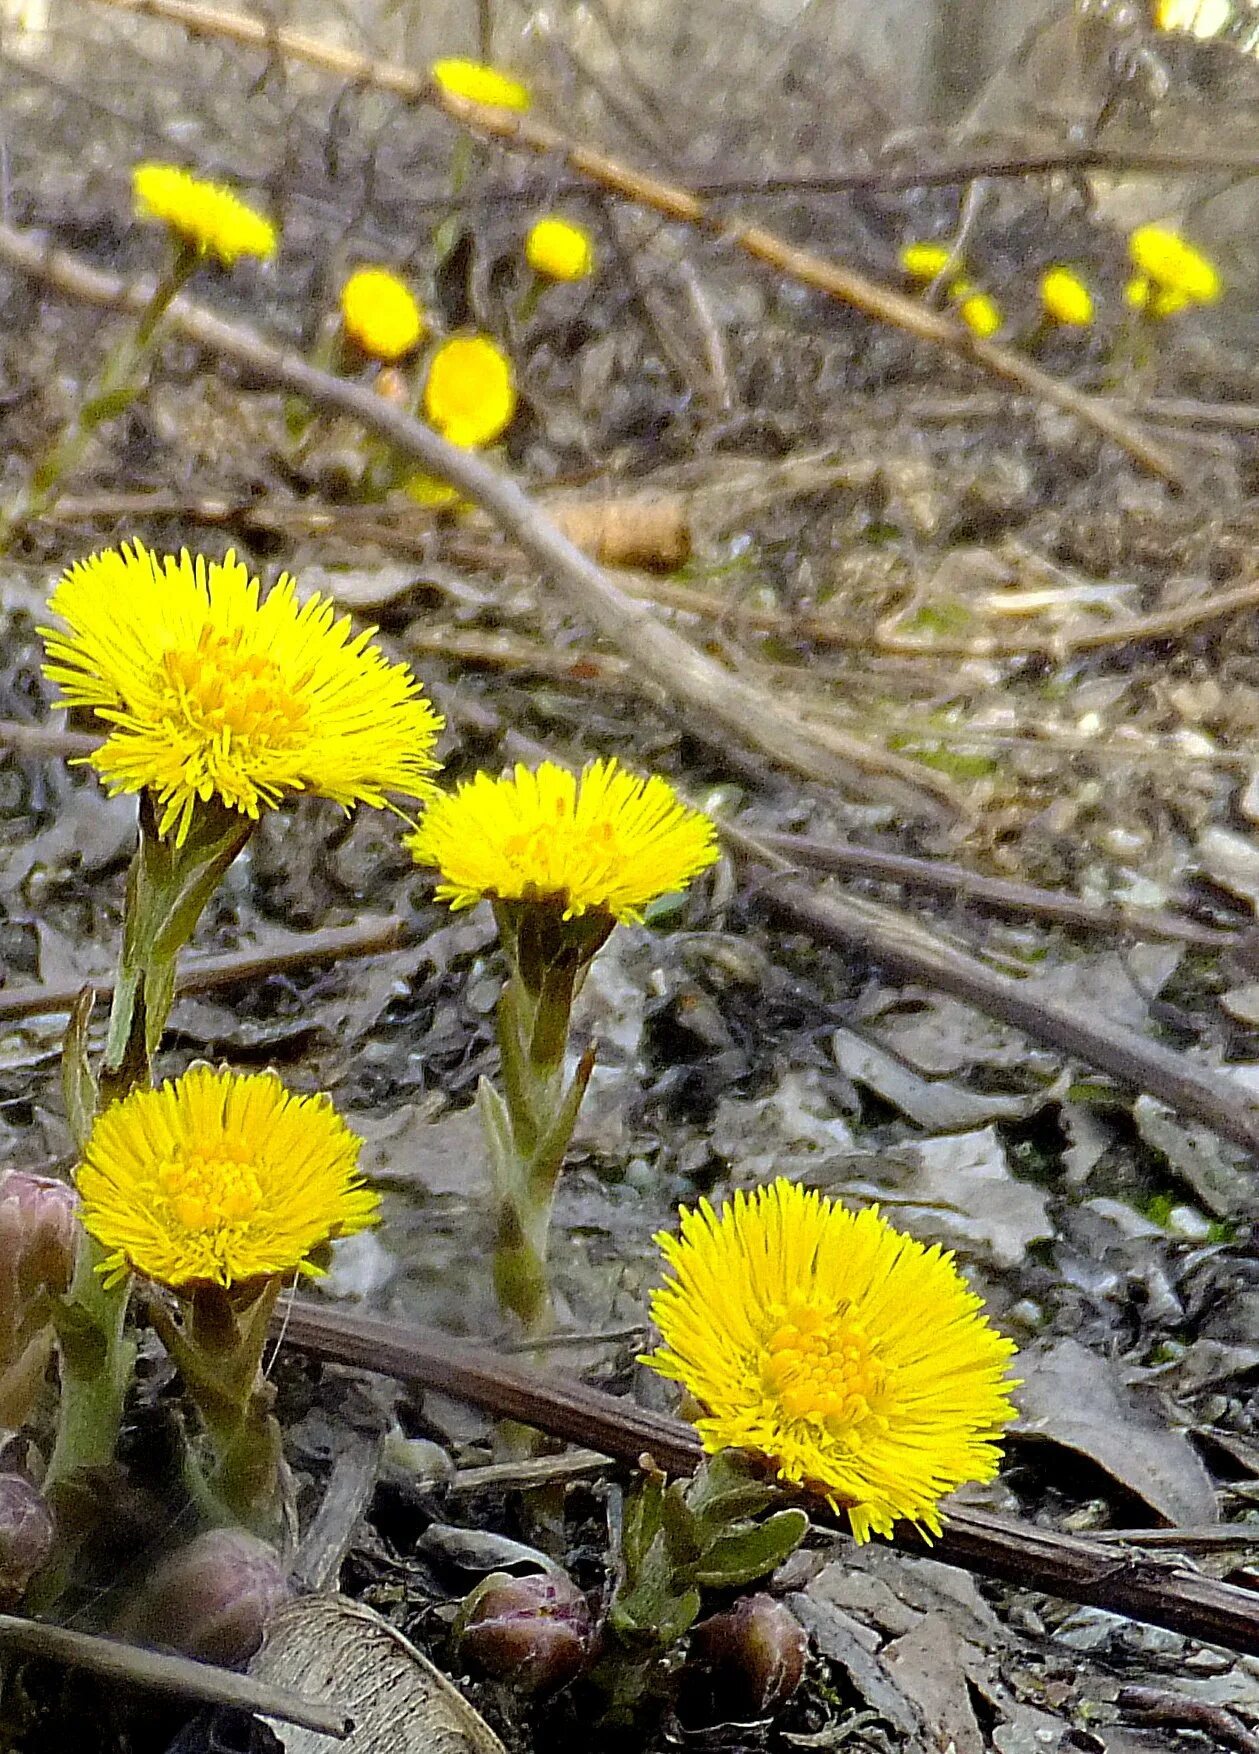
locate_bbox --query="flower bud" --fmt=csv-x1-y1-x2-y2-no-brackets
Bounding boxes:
684,1594,807,1723
457,1569,591,1696
0,1173,78,1301
0,1474,54,1604
128,1530,289,1668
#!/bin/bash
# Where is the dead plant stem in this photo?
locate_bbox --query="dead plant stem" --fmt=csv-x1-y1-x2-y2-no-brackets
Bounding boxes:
276,1298,1259,1660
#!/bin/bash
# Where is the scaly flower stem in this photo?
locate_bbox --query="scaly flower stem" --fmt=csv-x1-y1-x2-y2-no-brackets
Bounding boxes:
482,911,601,1337
0,247,194,552
103,794,251,1088
147,1281,285,1536
43,1238,133,1501
35,1230,136,1612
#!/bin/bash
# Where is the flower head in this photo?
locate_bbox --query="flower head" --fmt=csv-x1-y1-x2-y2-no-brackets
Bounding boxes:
641,1180,1018,1543
405,757,719,923
899,241,955,279
1040,265,1094,327
1128,224,1220,305
340,267,425,361
41,544,443,844
953,284,1002,338
431,56,530,110
132,163,276,266
423,335,517,449
525,217,595,282
75,1065,379,1290
1126,275,1190,319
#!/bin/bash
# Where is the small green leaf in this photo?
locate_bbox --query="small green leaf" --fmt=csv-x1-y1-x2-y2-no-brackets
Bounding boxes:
691,1508,809,1587
621,1470,664,1577
688,1450,779,1530
657,1587,701,1645
60,986,99,1151
660,1481,703,1566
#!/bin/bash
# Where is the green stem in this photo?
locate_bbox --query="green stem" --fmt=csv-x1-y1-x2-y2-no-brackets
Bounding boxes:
103,794,251,1086
0,248,194,552
43,1238,133,1501
487,946,597,1338
148,1281,285,1535
42,790,253,1593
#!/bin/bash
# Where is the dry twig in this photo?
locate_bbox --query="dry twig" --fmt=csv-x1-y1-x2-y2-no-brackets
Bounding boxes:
86,0,1186,485
0,1611,351,1736
740,856,1259,1157
277,1299,1259,1660
0,918,404,1022
742,827,1239,948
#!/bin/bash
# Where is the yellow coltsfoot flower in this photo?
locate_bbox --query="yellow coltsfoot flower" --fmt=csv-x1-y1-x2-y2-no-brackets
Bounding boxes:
1128,224,1220,306
431,56,530,110
423,335,517,449
642,1179,1018,1543
132,163,276,266
76,1064,379,1290
340,267,425,361
953,284,1002,338
525,217,595,282
1040,265,1094,327
899,241,956,280
41,543,443,845
405,757,719,923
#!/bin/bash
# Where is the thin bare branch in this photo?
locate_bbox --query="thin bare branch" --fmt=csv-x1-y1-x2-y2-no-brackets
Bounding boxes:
276,1299,1259,1661
0,917,404,1022
0,1612,351,1737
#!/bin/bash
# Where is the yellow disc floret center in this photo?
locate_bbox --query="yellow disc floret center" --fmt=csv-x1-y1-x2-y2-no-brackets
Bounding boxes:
162,629,308,745
761,1297,889,1432
157,1141,263,1236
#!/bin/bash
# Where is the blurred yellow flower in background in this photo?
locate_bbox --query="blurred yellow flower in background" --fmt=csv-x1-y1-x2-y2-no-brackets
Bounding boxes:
1126,277,1190,319
132,163,276,266
405,757,719,923
431,57,530,110
1040,266,1094,327
954,285,1002,338
642,1179,1019,1543
1128,225,1220,306
423,335,517,449
526,217,595,282
41,543,443,844
899,241,954,279
340,267,425,361
77,1065,378,1290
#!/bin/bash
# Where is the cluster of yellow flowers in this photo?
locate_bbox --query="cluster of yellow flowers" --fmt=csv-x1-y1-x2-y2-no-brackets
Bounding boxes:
899,242,1003,339
901,223,1219,344
135,122,594,496
1126,222,1221,319
36,530,1017,1542
29,59,1020,1554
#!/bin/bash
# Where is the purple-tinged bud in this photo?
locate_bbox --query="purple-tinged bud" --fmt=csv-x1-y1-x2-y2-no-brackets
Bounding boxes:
458,1570,592,1696
0,1474,54,1605
128,1530,290,1668
684,1594,808,1723
0,1173,79,1301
